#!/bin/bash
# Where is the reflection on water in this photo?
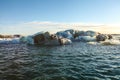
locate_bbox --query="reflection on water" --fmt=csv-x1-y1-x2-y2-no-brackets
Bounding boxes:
0,42,120,80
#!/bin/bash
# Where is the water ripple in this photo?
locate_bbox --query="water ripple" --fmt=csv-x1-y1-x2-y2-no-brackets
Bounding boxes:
0,43,120,80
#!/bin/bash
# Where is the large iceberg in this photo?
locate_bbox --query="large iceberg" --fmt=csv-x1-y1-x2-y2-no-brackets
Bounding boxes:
0,29,116,46
18,29,114,46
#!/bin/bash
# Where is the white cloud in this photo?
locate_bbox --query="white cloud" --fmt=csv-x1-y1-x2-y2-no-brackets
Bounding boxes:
0,21,120,35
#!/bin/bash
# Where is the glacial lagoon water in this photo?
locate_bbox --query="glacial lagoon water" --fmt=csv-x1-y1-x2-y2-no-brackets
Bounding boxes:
0,35,120,80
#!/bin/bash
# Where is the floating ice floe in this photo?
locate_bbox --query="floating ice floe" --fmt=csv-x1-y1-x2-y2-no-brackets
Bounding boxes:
101,40,120,45
0,38,20,44
87,39,120,45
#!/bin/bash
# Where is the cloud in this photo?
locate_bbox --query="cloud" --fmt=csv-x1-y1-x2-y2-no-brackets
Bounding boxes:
0,21,120,35
22,21,104,31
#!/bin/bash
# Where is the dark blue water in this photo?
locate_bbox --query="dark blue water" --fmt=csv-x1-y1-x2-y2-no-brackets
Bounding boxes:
0,42,120,80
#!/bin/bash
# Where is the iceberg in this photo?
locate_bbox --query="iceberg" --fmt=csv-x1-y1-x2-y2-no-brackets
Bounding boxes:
75,36,96,42
18,29,115,46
